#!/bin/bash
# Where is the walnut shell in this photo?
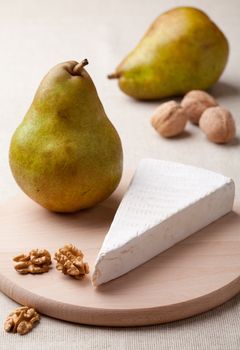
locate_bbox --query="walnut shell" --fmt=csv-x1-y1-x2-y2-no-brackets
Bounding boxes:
151,101,188,138
199,106,236,144
181,90,218,125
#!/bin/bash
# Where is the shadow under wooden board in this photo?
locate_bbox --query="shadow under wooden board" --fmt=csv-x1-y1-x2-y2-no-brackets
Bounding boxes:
0,179,240,327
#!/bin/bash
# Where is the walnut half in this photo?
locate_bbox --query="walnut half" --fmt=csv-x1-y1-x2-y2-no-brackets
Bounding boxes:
13,249,52,274
54,244,89,279
4,306,40,335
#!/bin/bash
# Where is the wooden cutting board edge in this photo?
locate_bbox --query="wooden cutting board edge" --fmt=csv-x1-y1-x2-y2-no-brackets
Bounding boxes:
1,258,239,327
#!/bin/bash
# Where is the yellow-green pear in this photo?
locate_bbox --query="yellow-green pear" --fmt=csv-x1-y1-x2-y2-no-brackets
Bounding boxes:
9,60,123,212
108,7,229,100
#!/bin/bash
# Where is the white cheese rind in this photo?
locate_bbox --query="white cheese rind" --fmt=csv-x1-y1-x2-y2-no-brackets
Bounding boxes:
92,159,235,286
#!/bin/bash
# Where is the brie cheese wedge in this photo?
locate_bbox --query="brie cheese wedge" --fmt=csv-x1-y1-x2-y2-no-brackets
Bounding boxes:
92,159,234,286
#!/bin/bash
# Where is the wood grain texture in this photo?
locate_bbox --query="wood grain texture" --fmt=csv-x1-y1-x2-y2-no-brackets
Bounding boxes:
0,182,240,327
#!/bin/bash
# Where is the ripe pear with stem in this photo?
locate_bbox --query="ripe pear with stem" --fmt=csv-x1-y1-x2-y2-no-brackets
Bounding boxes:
108,7,229,100
9,60,123,212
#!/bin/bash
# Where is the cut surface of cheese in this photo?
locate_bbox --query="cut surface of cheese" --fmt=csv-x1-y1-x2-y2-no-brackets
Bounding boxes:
92,159,235,286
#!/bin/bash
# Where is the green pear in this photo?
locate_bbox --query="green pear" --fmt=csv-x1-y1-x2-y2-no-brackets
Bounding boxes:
9,60,123,212
108,7,229,100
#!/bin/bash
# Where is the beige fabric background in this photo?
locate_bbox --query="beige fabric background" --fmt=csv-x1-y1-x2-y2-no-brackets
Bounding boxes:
0,0,239,348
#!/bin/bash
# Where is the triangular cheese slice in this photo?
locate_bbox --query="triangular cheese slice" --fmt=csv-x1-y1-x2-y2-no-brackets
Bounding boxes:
92,159,234,286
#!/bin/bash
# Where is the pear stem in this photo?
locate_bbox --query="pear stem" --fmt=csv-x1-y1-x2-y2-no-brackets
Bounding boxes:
72,59,89,75
107,72,121,79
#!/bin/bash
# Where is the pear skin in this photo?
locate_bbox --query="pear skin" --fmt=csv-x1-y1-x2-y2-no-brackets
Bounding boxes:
108,7,229,100
9,60,123,212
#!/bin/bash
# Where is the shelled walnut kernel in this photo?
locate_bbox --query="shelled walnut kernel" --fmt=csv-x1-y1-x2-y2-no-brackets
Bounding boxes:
4,306,40,335
13,249,52,274
54,244,89,279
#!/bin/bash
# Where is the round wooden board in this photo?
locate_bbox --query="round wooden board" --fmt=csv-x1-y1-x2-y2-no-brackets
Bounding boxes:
0,183,240,327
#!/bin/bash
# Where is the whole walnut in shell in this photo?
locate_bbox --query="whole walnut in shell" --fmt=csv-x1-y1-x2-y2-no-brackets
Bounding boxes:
199,106,236,144
151,101,188,138
181,90,218,124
